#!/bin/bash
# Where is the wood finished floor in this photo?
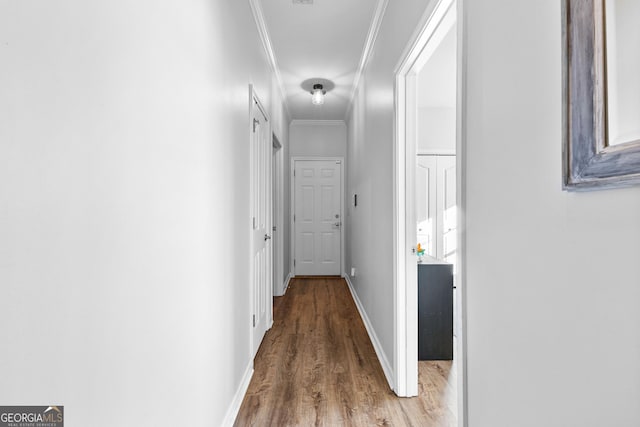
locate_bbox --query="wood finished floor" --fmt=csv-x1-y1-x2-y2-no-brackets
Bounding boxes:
235,277,457,427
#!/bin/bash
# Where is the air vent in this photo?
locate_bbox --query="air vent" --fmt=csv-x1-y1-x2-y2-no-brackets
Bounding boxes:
292,0,313,4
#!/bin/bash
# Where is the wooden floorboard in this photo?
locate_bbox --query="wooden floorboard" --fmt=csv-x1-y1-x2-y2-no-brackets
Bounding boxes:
235,277,457,427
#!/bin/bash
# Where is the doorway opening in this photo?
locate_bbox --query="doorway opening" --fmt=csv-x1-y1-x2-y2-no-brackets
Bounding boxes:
394,0,466,425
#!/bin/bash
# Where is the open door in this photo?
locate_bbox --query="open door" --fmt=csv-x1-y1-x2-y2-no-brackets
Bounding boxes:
250,86,273,357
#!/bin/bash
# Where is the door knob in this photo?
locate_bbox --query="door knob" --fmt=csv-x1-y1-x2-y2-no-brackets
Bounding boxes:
334,222,341,227
264,234,271,241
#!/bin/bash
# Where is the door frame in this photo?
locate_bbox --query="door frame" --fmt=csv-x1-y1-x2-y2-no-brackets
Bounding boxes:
249,84,273,359
290,157,345,277
393,0,468,425
272,134,285,296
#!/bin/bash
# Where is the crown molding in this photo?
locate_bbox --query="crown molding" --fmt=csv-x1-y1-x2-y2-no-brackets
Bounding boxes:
344,0,390,120
290,120,346,127
249,0,291,121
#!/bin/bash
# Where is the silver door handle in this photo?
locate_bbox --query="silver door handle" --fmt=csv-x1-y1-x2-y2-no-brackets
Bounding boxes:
334,222,341,227
264,234,271,241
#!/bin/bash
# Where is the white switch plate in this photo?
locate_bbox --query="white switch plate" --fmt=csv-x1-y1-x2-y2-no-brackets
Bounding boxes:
350,267,357,277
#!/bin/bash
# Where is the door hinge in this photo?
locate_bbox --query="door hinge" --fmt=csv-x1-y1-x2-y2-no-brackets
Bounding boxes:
294,259,296,267
253,314,255,327
293,214,296,222
253,217,256,229
253,118,260,133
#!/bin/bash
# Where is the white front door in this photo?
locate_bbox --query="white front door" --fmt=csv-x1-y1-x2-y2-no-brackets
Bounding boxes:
293,159,342,276
250,93,272,356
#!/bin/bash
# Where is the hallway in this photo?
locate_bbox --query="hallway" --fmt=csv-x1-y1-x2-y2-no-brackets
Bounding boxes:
4,1,640,425
235,277,457,426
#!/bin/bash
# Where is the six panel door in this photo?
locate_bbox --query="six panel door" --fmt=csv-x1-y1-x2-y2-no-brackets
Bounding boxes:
294,160,342,276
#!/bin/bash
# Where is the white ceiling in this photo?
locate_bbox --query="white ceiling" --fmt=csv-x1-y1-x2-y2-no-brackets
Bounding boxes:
258,0,381,120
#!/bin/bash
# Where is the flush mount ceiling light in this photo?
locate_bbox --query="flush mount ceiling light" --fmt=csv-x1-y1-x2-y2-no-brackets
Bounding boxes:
301,78,334,106
311,83,326,105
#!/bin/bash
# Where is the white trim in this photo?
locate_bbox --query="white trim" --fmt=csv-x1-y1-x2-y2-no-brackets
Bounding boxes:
343,274,395,390
393,0,457,399
456,0,468,424
392,66,406,397
290,119,346,127
290,157,345,277
290,159,295,277
276,272,293,297
345,0,390,120
272,137,285,298
283,272,293,295
394,0,454,74
249,0,291,120
221,362,253,427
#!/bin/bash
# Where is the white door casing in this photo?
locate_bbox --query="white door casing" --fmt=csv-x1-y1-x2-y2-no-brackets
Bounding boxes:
292,159,342,276
250,87,272,358
272,136,284,296
393,0,459,402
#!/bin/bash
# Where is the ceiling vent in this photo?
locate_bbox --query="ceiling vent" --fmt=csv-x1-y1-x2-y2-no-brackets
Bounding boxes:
292,0,313,4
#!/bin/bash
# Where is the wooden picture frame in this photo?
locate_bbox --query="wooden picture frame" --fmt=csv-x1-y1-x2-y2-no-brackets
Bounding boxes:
562,0,640,191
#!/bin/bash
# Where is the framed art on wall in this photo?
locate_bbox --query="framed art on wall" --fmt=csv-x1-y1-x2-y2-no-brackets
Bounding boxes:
562,0,640,190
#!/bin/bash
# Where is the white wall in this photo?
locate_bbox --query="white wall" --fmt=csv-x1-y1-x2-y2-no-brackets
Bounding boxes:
271,77,292,294
289,120,347,158
0,1,288,425
464,1,640,426
346,0,436,388
416,16,456,153
417,107,456,152
347,0,640,426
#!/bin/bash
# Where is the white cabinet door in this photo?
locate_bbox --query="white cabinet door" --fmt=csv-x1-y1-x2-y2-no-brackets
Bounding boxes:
440,156,457,266
294,160,342,276
416,156,437,257
416,155,456,265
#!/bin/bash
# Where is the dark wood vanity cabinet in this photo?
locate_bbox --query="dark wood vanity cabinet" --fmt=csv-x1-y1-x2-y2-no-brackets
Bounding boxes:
418,262,453,360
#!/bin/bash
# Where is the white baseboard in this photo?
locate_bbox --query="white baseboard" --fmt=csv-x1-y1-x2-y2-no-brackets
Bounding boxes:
342,274,395,391
282,272,293,295
274,272,293,297
221,361,253,427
